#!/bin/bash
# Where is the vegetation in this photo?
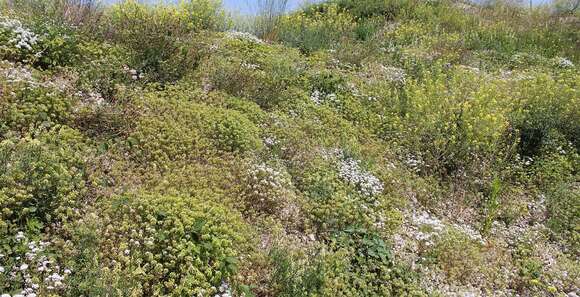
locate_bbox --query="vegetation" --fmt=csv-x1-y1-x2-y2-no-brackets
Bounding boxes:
0,0,578,296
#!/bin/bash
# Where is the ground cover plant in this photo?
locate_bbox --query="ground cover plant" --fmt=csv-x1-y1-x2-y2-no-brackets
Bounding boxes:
0,0,578,296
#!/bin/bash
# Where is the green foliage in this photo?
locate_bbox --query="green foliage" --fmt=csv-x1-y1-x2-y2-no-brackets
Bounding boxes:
482,176,502,235
128,87,260,166
270,228,425,297
269,247,326,297
277,3,356,53
546,183,580,253
0,16,80,68
511,71,580,157
1,0,579,295
426,229,485,284
199,36,305,108
106,0,225,82
79,193,251,296
74,41,134,99
0,75,74,137
0,126,89,238
210,109,261,153
393,66,513,175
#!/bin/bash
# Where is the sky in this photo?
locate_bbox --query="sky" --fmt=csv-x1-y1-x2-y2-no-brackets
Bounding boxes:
105,0,554,14
222,0,317,14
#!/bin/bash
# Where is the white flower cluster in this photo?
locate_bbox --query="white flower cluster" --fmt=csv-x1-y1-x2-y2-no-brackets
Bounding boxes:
411,212,445,245
122,65,144,80
1,232,72,297
310,90,339,105
241,61,260,70
555,57,574,68
0,18,39,51
380,65,406,84
405,154,425,173
263,135,279,147
248,163,286,196
409,212,484,246
225,30,264,44
213,282,232,297
338,158,384,197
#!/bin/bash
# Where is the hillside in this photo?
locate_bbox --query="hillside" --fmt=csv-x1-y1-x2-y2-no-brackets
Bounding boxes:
0,0,578,296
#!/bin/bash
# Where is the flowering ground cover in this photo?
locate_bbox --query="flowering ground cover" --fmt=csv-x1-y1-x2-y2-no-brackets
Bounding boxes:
0,0,578,296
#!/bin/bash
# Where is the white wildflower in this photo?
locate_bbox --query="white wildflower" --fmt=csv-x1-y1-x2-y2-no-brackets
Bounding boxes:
15,231,26,241
263,136,278,146
225,31,264,44
380,65,406,84
555,57,574,68
338,158,384,197
0,17,39,52
241,62,260,70
310,90,339,105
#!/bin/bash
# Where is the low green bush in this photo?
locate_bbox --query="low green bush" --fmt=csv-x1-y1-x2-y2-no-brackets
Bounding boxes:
545,183,580,253
0,16,81,68
0,72,75,137
270,227,425,296
0,126,89,238
198,36,305,108
86,193,251,296
106,0,225,82
210,109,261,153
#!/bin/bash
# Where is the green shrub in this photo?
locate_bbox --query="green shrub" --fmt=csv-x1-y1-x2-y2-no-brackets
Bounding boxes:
426,229,485,284
106,0,225,82
75,41,134,100
391,65,513,175
510,72,580,157
128,89,261,165
270,227,425,297
0,126,89,238
210,109,261,153
0,72,75,136
0,16,81,68
277,4,356,53
0,229,76,296
0,16,41,64
545,183,580,253
322,227,425,296
198,36,305,108
88,193,251,296
31,21,81,69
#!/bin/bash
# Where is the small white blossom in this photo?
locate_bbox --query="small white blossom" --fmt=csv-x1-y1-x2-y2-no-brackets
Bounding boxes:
0,17,39,52
225,31,264,44
310,90,339,105
380,65,406,84
15,232,26,241
241,62,260,70
338,157,384,197
555,57,574,68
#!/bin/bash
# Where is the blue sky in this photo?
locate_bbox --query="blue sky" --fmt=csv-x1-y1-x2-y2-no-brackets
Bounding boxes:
222,0,316,14
105,0,553,13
